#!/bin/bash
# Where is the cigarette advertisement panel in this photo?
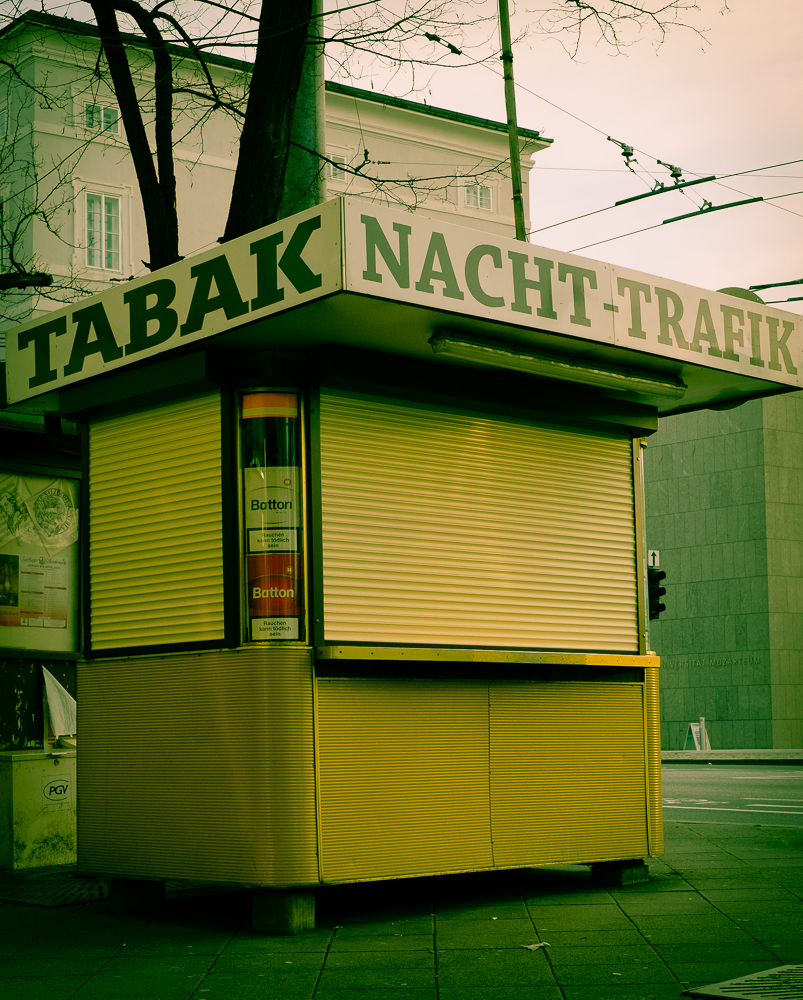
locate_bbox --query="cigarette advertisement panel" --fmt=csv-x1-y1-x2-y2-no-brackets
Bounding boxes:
240,392,304,643
0,474,79,652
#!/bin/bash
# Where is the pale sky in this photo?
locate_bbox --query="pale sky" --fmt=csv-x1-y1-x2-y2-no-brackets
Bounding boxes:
346,0,803,314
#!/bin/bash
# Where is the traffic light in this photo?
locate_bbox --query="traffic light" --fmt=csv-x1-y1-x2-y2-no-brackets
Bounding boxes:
647,567,666,620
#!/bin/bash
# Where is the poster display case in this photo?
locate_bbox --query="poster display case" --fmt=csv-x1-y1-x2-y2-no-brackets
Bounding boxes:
0,474,79,654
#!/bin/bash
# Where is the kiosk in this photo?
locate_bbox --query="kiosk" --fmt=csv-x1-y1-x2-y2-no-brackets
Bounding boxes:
5,197,800,931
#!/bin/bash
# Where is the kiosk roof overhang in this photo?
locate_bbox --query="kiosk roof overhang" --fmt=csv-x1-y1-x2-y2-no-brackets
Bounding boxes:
5,197,800,416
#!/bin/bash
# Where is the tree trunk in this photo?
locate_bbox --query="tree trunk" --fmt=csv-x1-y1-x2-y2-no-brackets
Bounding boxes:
223,0,313,242
90,2,179,270
118,1,179,264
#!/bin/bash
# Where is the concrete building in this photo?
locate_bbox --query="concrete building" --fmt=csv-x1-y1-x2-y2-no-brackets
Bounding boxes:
645,387,803,749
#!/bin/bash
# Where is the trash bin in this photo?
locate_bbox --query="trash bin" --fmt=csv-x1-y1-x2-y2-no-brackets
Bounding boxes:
0,749,77,869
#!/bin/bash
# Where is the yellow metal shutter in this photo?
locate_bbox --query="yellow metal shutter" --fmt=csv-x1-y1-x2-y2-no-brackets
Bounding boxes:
319,392,638,650
89,393,224,650
316,678,493,881
79,647,318,886
489,681,649,866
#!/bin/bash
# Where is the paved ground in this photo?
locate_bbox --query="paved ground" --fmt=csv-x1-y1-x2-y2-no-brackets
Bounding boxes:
1,818,802,1000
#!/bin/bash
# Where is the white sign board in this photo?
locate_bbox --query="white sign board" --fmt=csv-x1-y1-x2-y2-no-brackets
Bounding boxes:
5,196,801,404
342,200,802,389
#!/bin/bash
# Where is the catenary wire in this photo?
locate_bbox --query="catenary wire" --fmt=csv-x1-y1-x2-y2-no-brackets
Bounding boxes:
569,190,803,252
481,50,803,224
529,167,803,236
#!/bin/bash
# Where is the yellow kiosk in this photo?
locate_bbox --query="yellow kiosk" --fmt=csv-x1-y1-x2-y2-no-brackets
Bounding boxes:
5,198,800,932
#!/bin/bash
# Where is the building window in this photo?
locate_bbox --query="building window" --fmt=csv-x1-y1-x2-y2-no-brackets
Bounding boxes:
325,152,347,180
0,109,7,140
84,103,119,134
86,193,120,270
465,182,492,211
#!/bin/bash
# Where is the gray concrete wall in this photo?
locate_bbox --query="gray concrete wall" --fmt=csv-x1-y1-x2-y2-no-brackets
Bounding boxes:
644,400,774,749
763,392,803,747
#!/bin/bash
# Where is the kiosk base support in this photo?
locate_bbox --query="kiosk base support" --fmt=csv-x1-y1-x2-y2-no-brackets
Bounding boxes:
589,859,648,886
110,878,166,916
252,889,315,935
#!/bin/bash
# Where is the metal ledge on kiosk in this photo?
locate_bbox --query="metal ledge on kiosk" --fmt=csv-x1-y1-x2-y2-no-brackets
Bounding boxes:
315,646,659,668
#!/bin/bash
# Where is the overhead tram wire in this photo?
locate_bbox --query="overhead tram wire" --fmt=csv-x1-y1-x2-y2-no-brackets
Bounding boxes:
749,279,803,291
569,190,803,253
480,58,713,203
663,196,765,225
480,54,694,216
338,30,803,235
479,44,803,229
749,276,803,308
340,35,800,228
529,162,803,238
615,175,716,206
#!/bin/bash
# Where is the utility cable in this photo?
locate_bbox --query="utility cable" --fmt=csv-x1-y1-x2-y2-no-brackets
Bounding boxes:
750,279,803,291
717,159,803,180
570,190,802,252
570,223,663,252
531,171,803,237
483,48,803,223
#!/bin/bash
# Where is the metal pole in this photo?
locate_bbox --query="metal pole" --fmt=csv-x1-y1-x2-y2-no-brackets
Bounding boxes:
498,0,527,241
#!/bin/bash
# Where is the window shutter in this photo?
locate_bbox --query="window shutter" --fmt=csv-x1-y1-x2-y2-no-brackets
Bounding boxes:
88,393,224,651
319,391,638,651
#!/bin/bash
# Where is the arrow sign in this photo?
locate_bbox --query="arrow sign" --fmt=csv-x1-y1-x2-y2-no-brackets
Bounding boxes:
648,550,660,568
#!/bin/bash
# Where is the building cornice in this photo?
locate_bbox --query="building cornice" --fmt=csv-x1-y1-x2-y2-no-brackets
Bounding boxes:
3,11,552,146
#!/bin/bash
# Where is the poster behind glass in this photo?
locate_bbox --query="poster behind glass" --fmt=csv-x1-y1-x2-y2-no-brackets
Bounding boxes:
241,392,304,642
0,474,80,652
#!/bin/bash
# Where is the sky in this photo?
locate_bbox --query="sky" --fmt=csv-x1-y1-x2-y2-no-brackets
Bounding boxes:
334,0,803,314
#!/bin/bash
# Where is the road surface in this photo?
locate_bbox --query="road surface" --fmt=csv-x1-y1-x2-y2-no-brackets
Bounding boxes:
662,764,803,827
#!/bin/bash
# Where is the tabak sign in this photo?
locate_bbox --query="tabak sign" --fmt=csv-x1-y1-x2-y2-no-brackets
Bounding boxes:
4,199,343,404
5,196,801,403
341,201,802,387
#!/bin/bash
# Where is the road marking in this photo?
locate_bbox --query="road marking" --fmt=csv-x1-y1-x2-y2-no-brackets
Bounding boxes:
664,805,803,815
747,803,803,808
662,798,727,805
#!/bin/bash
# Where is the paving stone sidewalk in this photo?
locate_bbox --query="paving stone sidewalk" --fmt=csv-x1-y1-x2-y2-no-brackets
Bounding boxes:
1,820,802,1000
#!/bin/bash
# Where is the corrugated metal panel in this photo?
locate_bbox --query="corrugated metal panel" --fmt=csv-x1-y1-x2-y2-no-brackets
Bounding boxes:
644,666,664,855
490,681,648,866
319,392,638,650
316,678,493,881
78,647,318,886
89,394,224,649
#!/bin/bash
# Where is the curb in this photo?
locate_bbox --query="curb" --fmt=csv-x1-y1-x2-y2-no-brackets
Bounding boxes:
662,749,803,765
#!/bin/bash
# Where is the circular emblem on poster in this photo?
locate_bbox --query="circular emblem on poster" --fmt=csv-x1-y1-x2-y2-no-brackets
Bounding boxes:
32,488,75,540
